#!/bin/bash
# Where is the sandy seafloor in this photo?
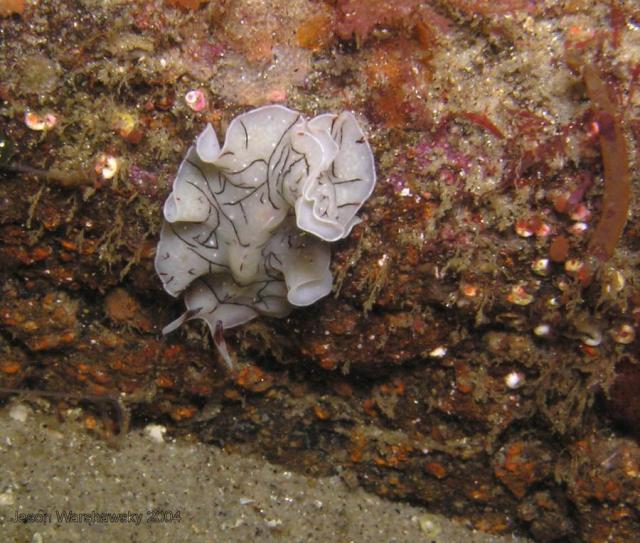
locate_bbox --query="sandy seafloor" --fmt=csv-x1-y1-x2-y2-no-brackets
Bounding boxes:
0,401,530,543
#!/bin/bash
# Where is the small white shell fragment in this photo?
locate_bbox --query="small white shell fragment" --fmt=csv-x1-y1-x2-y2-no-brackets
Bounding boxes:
504,371,525,389
25,110,57,131
533,323,551,337
507,284,534,305
0,491,15,506
8,403,30,423
604,269,625,294
429,346,447,358
611,323,635,344
570,203,591,221
515,219,533,238
415,513,442,537
531,258,550,276
95,153,120,179
581,329,602,347
564,259,584,274
546,296,559,308
144,424,167,443
568,222,588,236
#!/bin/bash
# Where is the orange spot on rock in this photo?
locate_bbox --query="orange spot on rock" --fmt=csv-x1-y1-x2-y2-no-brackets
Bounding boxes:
331,380,354,397
0,361,21,374
104,288,153,332
104,288,139,322
296,12,334,51
90,367,112,385
162,344,183,360
235,365,274,393
580,344,599,357
313,404,331,420
29,331,76,351
171,405,197,421
155,375,174,389
164,0,206,10
319,357,338,371
349,431,367,463
365,39,432,128
425,462,447,479
88,383,109,396
549,235,570,262
84,415,97,431
31,246,52,262
223,388,242,401
0,0,24,17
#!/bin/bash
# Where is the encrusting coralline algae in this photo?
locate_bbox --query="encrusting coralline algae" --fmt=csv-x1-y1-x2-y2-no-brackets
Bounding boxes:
155,105,376,366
